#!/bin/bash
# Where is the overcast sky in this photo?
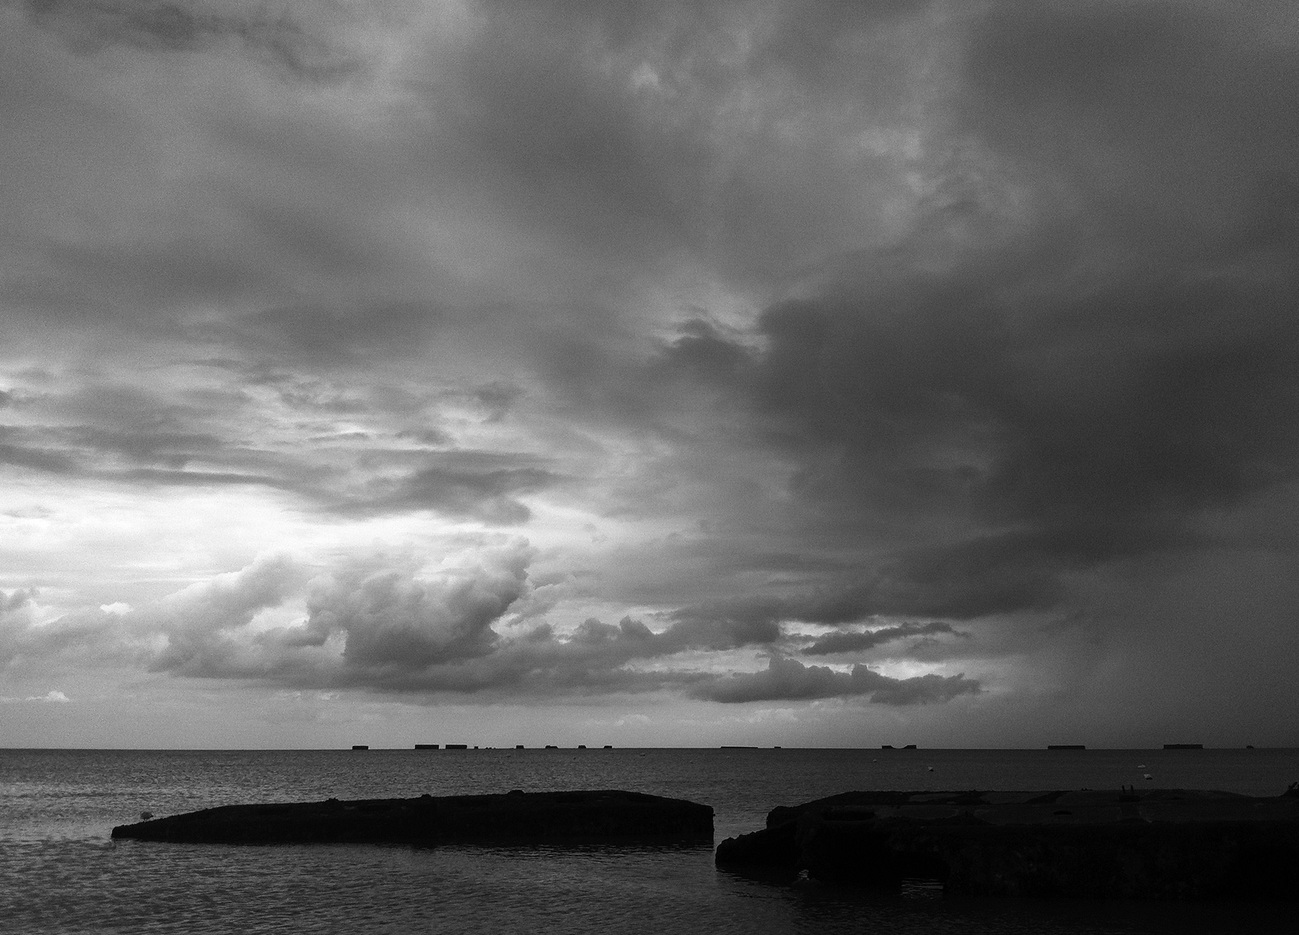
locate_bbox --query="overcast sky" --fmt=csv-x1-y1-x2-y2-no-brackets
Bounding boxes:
3,0,1297,749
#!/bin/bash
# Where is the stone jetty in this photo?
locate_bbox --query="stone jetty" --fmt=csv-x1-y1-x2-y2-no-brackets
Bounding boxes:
715,787,1299,899
112,790,713,846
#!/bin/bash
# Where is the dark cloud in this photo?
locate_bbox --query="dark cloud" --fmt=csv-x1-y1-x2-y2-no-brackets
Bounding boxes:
691,655,981,705
963,1,1299,246
397,428,452,448
69,426,223,468
335,454,562,525
788,527,1181,623
650,251,1298,621
404,0,943,294
0,437,79,474
23,0,366,82
744,262,1299,528
648,319,754,388
114,467,287,488
621,2,1299,620
472,382,525,423
661,596,785,649
235,302,446,368
482,605,785,684
802,620,965,656
620,526,1098,634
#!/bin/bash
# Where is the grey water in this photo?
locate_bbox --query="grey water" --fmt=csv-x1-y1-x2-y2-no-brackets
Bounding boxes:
3,747,1298,934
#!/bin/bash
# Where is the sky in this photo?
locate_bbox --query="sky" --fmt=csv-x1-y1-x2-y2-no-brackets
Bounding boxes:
2,0,1298,749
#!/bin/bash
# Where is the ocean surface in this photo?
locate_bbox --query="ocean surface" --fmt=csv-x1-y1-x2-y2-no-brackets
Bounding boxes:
3,746,1298,934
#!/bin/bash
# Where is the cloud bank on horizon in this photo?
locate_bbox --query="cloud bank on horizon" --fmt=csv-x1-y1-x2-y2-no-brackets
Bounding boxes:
2,0,1297,747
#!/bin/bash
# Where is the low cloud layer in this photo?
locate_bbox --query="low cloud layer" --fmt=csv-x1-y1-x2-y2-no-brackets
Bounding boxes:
2,548,979,704
693,656,981,706
802,621,966,657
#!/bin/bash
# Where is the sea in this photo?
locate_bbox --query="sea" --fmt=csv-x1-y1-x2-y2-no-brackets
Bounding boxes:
3,746,1298,934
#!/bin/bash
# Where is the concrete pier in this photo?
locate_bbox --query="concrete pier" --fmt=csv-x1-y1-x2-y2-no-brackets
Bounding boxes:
112,790,713,847
716,788,1299,899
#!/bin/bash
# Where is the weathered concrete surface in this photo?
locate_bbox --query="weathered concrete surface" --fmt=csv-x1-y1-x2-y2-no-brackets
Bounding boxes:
716,789,1299,899
112,790,713,846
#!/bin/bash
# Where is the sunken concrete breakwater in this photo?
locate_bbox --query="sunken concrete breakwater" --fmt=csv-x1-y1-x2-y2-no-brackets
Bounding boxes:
112,790,713,846
716,788,1299,899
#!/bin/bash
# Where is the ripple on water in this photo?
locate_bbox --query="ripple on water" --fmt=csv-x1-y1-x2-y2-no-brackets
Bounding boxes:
6,748,1299,934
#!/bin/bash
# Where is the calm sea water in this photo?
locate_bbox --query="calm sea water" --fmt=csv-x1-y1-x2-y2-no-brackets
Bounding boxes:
3,747,1298,934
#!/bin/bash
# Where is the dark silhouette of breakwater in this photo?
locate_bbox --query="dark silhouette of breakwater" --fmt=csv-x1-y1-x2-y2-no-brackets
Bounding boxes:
111,790,713,846
716,787,1299,899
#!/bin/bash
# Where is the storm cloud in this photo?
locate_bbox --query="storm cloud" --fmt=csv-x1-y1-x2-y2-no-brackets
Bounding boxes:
2,546,977,703
693,656,981,705
802,621,965,657
3,0,1297,745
